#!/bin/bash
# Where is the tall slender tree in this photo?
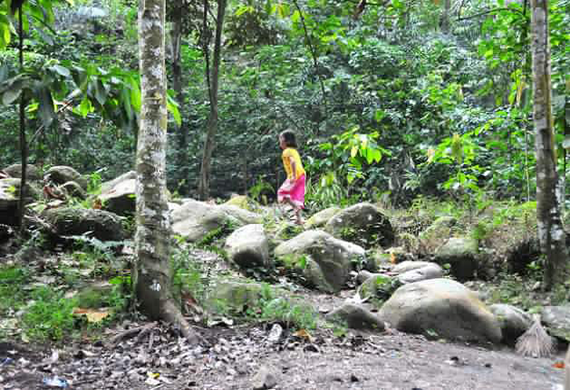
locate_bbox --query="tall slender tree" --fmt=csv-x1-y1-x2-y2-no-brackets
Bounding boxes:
135,0,199,342
197,0,227,200
530,0,567,289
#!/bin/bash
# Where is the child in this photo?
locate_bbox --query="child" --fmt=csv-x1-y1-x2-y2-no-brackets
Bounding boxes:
277,129,306,225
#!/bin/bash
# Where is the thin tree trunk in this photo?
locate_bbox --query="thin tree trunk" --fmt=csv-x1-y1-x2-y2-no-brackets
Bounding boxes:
170,0,189,195
198,0,227,200
530,0,567,289
17,5,27,233
441,0,451,33
136,0,200,342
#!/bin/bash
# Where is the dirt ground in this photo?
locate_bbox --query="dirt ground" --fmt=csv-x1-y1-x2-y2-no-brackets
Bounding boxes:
0,319,565,390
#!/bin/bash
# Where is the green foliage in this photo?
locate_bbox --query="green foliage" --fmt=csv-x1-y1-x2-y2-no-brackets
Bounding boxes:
0,265,29,315
248,175,274,205
171,243,208,306
252,283,317,330
197,219,238,248
21,286,78,342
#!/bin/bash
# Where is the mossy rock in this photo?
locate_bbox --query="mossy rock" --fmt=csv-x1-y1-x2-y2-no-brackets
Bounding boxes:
43,207,125,242
207,281,266,315
358,274,401,306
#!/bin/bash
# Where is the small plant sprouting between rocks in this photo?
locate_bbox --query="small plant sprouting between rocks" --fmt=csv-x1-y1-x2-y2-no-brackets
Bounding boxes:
197,219,238,248
171,243,210,308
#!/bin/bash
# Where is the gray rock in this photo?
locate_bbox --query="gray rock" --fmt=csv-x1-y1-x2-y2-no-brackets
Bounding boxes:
274,230,365,293
434,237,478,280
98,178,136,216
225,224,271,269
541,305,570,342
45,166,88,190
490,304,532,345
378,278,502,343
207,281,265,315
357,274,400,304
0,178,36,225
392,260,435,274
305,206,341,228
61,181,86,199
172,199,262,243
43,207,125,242
3,163,41,181
396,263,443,284
324,202,394,248
100,171,136,194
251,364,280,390
326,303,385,331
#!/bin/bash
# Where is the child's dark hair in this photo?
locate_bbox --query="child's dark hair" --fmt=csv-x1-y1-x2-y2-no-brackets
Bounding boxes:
280,129,298,148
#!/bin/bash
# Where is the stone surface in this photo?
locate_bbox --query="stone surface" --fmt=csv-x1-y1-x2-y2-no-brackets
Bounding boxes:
43,207,125,242
224,224,270,269
45,166,88,190
541,305,570,342
434,237,479,280
490,304,532,345
274,230,365,293
326,303,385,331
378,278,502,343
324,202,394,248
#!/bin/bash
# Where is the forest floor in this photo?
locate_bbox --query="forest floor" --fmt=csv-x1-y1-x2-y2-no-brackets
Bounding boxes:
0,289,566,390
1,203,567,390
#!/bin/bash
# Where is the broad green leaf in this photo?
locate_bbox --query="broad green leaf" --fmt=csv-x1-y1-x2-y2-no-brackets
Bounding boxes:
350,145,358,158
167,93,181,127
50,64,70,77
291,10,300,23
2,87,21,105
94,79,106,106
78,96,92,117
121,87,133,121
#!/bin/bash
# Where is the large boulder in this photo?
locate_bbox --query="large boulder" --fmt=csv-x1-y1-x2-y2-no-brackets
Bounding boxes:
324,202,394,248
207,281,265,315
45,166,88,190
490,304,532,345
434,237,478,280
224,224,271,270
0,178,37,226
357,274,400,305
378,278,502,343
171,199,262,243
3,163,41,181
274,230,365,293
541,305,570,342
393,261,444,284
305,207,341,228
43,207,125,242
100,171,136,194
326,303,385,331
98,178,136,216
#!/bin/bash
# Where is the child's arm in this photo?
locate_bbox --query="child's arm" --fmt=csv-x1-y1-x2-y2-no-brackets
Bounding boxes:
289,157,297,181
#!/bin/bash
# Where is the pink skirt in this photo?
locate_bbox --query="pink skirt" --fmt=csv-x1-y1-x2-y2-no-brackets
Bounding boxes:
277,174,306,209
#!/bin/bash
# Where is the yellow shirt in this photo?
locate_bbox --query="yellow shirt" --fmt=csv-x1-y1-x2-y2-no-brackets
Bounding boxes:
282,147,305,180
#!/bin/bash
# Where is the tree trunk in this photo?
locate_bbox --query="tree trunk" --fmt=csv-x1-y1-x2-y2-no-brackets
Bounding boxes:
169,0,189,195
17,5,27,233
441,0,451,33
531,0,568,289
198,0,227,200
136,0,200,342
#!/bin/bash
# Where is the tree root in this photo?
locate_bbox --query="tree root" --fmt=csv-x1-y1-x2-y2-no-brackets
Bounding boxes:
161,299,206,345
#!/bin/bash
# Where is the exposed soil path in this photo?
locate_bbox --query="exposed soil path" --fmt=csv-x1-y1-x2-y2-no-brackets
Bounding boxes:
0,323,565,390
